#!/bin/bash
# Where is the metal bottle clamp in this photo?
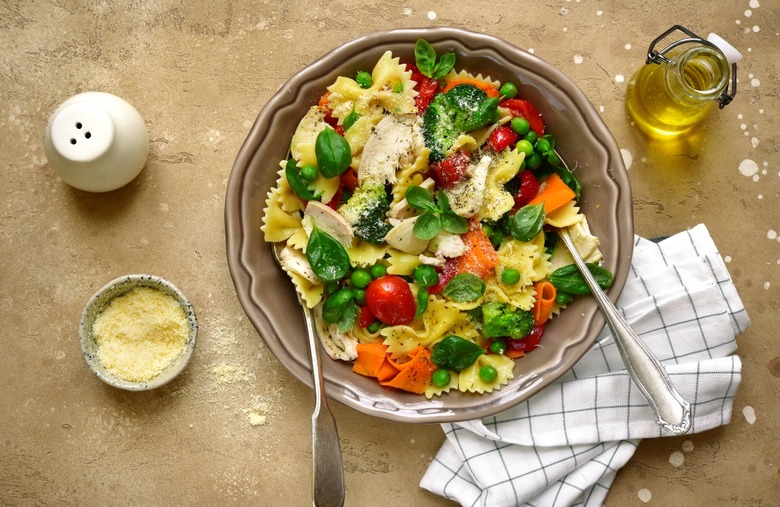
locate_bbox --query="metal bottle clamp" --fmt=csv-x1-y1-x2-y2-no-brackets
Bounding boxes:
645,25,738,109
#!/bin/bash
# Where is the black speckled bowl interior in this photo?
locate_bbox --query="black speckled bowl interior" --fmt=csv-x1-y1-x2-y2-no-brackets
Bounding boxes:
225,28,633,423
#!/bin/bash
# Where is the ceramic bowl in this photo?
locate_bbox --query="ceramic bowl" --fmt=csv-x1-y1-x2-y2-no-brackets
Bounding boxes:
225,28,633,422
79,274,197,391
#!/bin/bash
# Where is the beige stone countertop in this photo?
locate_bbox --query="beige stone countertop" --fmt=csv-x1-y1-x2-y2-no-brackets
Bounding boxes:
1,1,778,505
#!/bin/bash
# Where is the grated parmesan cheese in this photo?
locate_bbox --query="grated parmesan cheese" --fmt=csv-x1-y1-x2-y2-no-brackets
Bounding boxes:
93,286,189,382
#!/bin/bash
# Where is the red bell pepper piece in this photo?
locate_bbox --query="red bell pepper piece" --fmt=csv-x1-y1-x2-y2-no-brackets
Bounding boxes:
487,125,520,152
500,98,545,136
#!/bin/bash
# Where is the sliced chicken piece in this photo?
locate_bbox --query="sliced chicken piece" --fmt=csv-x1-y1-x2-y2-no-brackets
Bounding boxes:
357,114,424,186
312,305,359,361
384,217,429,255
430,232,467,258
418,254,445,268
443,155,492,218
278,246,320,284
301,200,354,248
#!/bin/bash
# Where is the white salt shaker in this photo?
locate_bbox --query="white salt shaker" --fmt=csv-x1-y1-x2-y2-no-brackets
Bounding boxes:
43,92,149,192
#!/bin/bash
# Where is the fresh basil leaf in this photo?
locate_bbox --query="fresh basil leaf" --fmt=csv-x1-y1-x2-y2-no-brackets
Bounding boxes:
549,263,613,295
435,189,451,212
413,212,441,241
284,159,322,201
508,203,545,242
441,211,468,235
315,127,351,178
459,97,500,131
322,288,354,323
442,273,485,302
414,39,437,77
431,52,456,79
406,185,438,212
431,335,484,371
335,300,358,333
306,221,351,282
415,287,429,318
343,111,361,132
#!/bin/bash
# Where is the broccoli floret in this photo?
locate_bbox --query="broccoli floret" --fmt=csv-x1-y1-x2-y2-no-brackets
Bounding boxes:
422,84,491,162
481,301,535,339
337,182,392,243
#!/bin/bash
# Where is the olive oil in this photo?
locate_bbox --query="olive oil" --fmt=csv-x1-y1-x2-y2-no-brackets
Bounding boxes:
626,45,730,138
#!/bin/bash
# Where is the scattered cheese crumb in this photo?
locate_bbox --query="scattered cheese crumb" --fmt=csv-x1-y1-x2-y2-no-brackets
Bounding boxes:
93,287,189,382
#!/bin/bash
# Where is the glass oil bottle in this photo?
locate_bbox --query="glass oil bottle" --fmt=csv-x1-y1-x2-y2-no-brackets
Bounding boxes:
625,25,741,138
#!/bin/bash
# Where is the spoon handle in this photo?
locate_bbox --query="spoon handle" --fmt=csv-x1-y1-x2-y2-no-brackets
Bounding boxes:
303,308,346,507
558,229,692,435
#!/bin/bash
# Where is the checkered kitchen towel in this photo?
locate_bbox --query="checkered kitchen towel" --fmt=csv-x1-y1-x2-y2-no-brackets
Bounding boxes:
420,224,750,506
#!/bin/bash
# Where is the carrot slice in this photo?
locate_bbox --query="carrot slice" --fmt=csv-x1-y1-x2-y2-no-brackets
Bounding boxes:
441,78,500,98
532,281,556,326
380,346,436,394
353,342,391,378
527,173,576,215
456,222,499,279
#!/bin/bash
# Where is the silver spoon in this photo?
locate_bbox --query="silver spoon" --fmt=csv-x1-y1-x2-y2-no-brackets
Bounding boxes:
558,228,692,435
273,244,346,507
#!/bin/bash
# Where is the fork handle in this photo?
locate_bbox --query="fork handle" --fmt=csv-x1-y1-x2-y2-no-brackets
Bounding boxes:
303,308,346,507
559,229,692,435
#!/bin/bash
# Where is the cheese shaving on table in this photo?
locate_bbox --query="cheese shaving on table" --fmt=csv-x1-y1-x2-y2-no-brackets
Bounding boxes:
92,287,189,382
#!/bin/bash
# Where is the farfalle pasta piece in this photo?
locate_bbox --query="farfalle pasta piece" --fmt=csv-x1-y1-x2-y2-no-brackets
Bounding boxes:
261,182,303,243
496,233,552,287
485,275,537,311
327,51,417,122
545,200,584,228
382,297,472,357
347,240,388,268
479,148,524,221
386,249,420,276
457,353,516,393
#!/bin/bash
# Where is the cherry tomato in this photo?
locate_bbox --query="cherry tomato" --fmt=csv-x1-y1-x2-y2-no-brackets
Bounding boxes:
359,305,375,328
487,125,519,152
408,64,439,113
512,170,540,210
500,98,545,136
429,150,470,189
506,324,546,358
365,275,416,325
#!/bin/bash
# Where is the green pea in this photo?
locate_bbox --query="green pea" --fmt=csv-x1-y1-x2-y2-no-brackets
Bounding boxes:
481,223,493,237
350,269,372,289
489,339,506,355
535,138,552,154
413,264,439,288
526,152,542,170
356,71,373,89
369,263,387,279
499,82,518,99
366,320,381,333
488,228,504,249
432,369,451,387
523,131,539,145
510,117,531,136
299,164,318,181
515,139,534,157
501,268,521,285
352,288,366,304
556,292,574,306
479,365,498,383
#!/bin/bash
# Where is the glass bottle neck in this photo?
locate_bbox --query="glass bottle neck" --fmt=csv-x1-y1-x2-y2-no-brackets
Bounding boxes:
664,45,729,107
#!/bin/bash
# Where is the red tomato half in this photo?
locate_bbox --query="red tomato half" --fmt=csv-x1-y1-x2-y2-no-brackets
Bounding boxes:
365,275,416,325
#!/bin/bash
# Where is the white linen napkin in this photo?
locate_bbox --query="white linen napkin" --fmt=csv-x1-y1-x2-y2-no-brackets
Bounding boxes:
420,224,750,506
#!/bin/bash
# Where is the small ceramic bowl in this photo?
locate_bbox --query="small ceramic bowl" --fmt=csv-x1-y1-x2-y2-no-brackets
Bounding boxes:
79,274,197,391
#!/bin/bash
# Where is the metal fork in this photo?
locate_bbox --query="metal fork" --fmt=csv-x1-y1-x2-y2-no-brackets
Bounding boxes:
558,228,691,435
272,243,346,506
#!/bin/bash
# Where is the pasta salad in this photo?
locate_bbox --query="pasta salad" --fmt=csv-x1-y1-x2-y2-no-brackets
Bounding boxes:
262,39,611,398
